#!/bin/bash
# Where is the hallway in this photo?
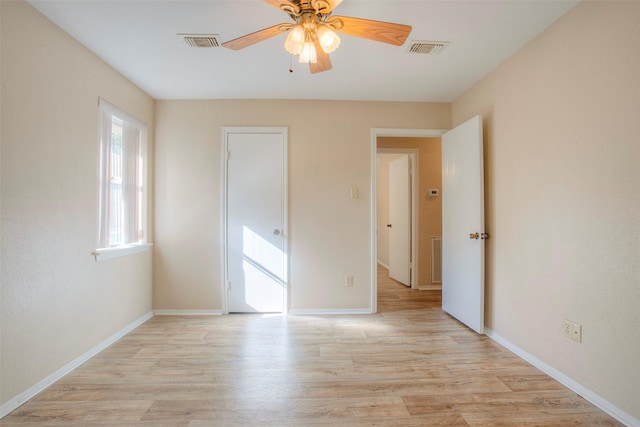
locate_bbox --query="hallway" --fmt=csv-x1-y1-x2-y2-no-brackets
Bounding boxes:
377,264,441,312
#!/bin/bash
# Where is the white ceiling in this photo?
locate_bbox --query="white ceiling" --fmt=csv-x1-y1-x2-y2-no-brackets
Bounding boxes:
28,0,579,102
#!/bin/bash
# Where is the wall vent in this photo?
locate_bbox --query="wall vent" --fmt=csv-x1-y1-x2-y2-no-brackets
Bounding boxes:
179,34,222,48
431,237,442,283
407,41,449,55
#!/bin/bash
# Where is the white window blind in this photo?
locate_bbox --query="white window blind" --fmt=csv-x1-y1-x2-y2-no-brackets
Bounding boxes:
97,99,148,252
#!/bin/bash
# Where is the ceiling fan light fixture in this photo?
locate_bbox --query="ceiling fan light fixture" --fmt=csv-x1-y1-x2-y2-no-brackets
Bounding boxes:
284,24,305,54
317,24,340,53
299,41,318,63
222,1,411,74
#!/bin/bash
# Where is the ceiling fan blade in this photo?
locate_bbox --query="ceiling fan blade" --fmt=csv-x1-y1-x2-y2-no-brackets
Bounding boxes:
333,16,412,46
324,0,344,11
222,24,285,51
310,0,343,13
310,39,332,74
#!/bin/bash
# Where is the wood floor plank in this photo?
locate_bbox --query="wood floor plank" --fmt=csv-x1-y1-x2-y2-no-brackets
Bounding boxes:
2,400,155,424
0,265,621,426
462,409,623,426
187,412,470,427
445,360,543,376
143,396,411,422
496,374,569,392
403,389,601,414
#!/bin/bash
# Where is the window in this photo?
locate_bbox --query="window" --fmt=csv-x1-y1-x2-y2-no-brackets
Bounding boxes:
95,99,148,259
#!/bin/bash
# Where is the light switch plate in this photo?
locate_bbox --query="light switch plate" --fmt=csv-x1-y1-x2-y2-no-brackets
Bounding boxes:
350,187,359,199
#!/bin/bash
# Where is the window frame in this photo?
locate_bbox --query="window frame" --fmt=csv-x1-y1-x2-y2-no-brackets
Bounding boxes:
93,98,150,261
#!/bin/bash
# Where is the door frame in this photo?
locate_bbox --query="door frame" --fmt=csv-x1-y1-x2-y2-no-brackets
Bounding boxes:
221,127,289,314
377,149,418,288
370,128,447,313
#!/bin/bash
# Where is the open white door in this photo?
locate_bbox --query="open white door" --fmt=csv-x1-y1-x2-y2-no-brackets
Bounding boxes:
441,115,485,334
388,155,411,286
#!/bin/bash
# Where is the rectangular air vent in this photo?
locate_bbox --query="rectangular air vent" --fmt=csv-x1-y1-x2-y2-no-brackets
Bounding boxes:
407,41,449,55
179,34,222,48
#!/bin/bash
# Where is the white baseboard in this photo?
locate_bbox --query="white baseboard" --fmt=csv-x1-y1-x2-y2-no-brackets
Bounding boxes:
485,328,639,427
153,309,222,316
0,311,154,419
377,261,389,269
288,308,372,315
418,285,442,291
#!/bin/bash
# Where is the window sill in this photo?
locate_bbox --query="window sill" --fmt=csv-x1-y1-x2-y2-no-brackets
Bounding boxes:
93,243,152,262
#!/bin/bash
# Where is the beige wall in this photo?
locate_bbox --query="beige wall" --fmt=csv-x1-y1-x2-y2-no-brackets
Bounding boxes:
1,0,154,406
453,1,640,420
377,138,443,287
154,100,450,311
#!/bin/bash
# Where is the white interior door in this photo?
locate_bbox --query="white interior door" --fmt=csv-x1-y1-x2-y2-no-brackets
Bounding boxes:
224,129,286,313
441,115,485,334
388,155,411,286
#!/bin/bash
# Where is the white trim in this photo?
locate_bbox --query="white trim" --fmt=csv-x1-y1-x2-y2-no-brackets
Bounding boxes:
373,128,448,138
418,285,442,291
221,127,289,315
220,129,229,315
377,261,389,270
0,311,153,419
98,98,148,132
93,243,152,261
370,128,447,313
288,308,373,315
485,328,640,427
154,309,223,316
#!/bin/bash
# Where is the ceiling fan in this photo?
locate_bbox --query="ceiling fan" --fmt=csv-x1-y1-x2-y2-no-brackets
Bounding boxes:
222,0,412,74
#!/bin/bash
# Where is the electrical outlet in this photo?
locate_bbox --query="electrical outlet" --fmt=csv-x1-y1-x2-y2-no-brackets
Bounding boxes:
350,187,359,200
345,275,354,287
563,319,582,343
570,322,582,343
562,320,572,339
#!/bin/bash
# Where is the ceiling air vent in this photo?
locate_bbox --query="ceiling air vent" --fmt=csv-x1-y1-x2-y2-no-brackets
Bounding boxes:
407,41,449,55
179,34,222,48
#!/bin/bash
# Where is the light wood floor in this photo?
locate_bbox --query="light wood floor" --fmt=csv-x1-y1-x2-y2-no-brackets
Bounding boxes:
377,264,442,312
1,266,621,426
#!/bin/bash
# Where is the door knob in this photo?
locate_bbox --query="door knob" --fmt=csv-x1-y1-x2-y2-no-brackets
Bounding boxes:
469,232,489,240
387,224,392,228
273,229,281,236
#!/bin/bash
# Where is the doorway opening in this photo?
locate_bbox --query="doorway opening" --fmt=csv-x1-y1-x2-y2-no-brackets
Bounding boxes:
377,150,417,288
370,128,446,313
